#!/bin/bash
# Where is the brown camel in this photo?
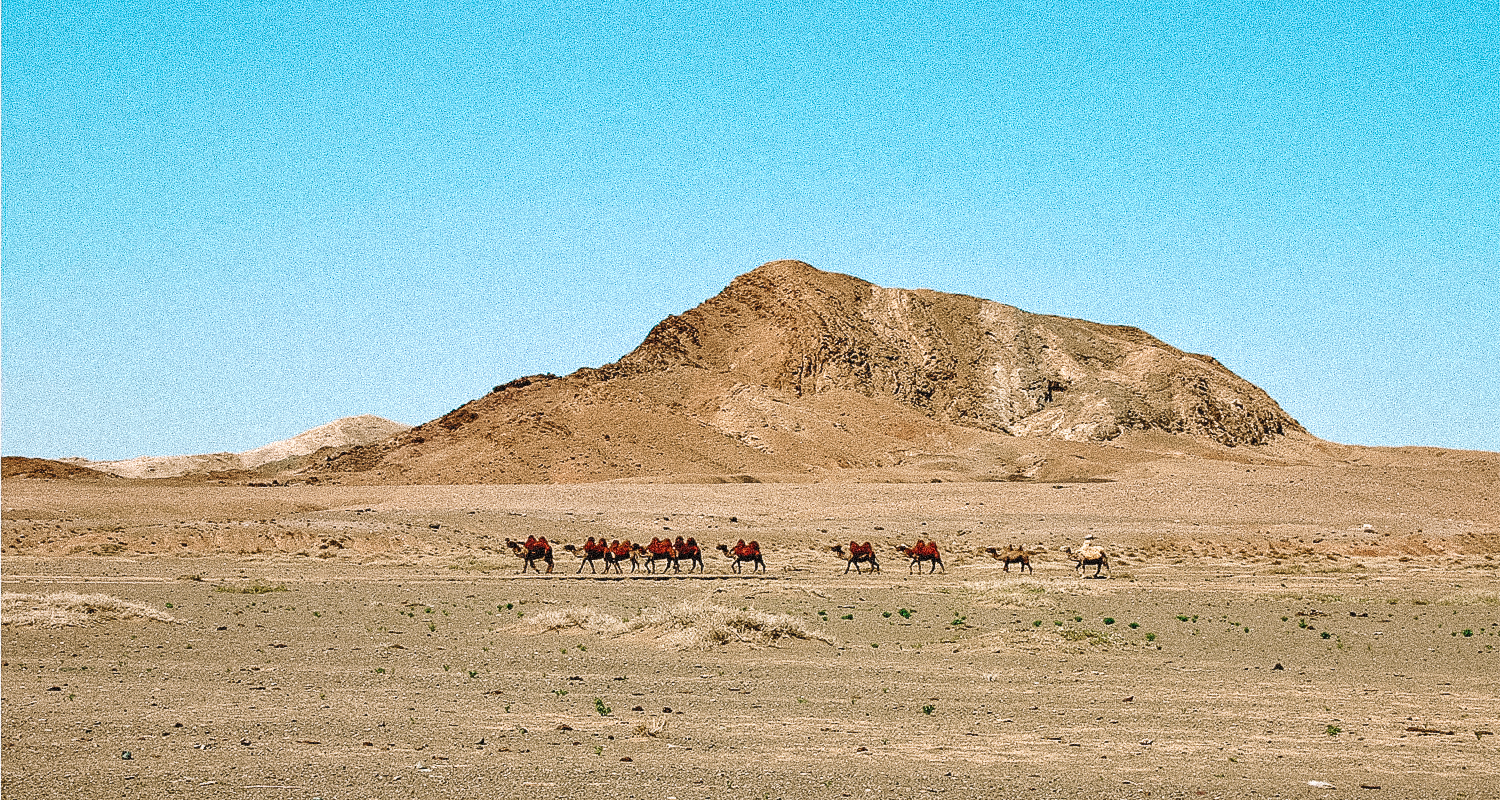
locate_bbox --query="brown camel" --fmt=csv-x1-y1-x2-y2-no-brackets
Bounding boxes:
562,537,610,574
984,545,1034,574
716,540,765,573
637,537,678,574
896,540,944,574
504,536,554,574
606,539,637,573
674,536,704,573
831,541,880,574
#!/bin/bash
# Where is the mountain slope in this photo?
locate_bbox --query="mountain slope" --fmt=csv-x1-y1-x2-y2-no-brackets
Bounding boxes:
76,415,411,479
316,261,1311,484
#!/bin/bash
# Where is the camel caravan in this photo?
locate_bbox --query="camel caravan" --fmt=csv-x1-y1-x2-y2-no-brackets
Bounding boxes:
505,532,1108,578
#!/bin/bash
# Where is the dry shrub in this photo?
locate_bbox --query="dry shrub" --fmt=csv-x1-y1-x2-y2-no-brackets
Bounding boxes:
1,592,180,628
528,601,834,650
634,718,668,738
628,601,835,650
527,607,628,635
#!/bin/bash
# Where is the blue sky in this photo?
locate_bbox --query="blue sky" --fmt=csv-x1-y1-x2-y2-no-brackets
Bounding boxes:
4,0,1497,460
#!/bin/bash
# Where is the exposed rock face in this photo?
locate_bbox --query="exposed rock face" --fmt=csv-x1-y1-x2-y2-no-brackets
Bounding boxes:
317,261,1308,484
611,260,1301,446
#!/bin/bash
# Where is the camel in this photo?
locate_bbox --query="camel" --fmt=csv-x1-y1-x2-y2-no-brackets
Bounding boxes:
562,536,610,574
896,540,944,574
504,536,554,574
605,539,637,573
716,539,765,573
637,537,678,574
674,536,704,573
1063,542,1110,578
983,545,1033,574
831,541,880,574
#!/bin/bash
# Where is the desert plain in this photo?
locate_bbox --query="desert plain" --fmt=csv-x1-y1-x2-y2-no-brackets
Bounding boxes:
3,443,1498,800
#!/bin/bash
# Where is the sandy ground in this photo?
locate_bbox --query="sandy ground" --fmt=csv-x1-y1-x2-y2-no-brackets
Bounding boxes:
3,458,1497,799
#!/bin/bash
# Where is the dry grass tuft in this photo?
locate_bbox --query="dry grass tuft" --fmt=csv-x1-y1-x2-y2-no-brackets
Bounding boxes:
1434,589,1500,606
964,579,1052,608
1,592,181,628
528,601,834,650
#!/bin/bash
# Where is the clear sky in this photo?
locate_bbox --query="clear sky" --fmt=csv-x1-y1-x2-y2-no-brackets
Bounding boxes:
4,0,1497,460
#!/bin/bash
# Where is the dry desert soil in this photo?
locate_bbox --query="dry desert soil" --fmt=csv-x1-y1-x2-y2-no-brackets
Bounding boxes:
3,449,1498,799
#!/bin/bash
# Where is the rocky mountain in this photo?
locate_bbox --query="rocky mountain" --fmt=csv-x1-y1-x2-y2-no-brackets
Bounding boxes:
314,261,1313,485
70,415,410,479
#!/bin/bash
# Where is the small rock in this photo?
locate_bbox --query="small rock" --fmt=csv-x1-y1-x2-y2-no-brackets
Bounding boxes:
620,756,633,762
1272,663,1284,671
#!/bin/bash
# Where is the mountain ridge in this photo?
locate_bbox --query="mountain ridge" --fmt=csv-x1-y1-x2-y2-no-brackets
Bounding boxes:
313,261,1313,484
